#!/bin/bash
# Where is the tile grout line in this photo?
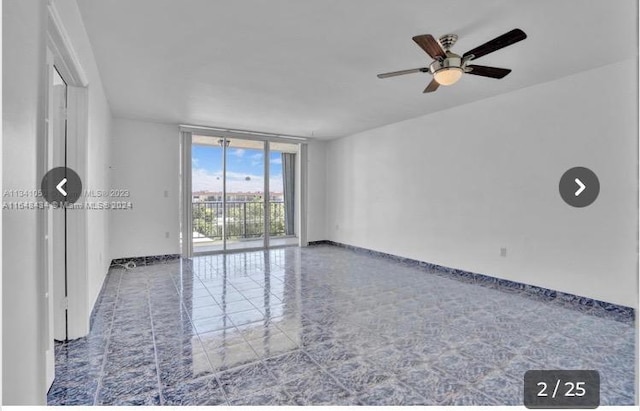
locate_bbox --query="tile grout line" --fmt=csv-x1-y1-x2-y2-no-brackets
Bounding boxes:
218,291,293,403
201,255,238,404
145,272,165,405
173,258,232,405
223,265,315,402
195,256,297,403
92,269,124,405
298,346,357,397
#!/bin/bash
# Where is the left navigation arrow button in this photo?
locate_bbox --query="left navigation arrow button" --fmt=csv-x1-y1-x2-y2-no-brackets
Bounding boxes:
41,167,82,205
56,178,68,197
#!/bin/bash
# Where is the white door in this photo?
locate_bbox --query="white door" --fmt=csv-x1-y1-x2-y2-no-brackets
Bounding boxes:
44,53,69,389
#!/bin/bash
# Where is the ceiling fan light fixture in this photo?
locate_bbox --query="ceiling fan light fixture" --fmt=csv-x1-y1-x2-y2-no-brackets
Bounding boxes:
429,55,463,86
433,67,463,86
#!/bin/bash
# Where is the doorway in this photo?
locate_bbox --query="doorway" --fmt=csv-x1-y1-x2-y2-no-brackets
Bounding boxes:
189,134,300,254
44,5,91,391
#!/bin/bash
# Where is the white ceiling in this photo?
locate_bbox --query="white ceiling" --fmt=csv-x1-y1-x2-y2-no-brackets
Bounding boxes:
76,0,637,139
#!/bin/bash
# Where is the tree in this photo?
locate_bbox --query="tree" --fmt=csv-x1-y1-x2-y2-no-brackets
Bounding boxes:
192,197,287,241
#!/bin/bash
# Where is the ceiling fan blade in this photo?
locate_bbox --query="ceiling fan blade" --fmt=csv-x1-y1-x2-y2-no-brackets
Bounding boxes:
423,78,440,93
462,28,527,60
377,68,428,79
412,34,446,60
466,65,512,79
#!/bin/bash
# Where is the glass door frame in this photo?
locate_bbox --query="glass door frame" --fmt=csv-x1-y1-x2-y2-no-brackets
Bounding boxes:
181,126,308,256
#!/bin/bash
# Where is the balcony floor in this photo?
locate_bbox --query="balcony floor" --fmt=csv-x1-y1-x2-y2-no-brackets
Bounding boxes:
193,234,298,253
48,245,635,405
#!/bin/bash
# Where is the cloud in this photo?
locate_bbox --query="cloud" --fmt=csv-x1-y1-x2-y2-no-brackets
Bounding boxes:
192,168,283,193
231,148,245,157
192,168,223,192
248,152,264,167
271,157,282,165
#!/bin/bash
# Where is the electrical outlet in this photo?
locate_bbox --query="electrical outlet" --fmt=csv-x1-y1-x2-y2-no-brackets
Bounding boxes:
165,232,170,238
500,247,507,257
164,190,169,198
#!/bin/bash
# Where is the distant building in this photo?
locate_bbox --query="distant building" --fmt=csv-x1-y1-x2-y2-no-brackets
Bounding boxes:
192,191,283,203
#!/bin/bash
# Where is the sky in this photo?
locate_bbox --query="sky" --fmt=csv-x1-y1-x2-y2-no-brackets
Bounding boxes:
192,145,285,193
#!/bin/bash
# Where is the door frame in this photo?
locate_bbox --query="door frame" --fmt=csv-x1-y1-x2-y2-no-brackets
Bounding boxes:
180,126,308,256
42,2,91,389
46,0,90,339
44,49,68,347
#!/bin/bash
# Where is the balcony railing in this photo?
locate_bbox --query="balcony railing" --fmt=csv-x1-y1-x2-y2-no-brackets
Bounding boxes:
192,200,286,241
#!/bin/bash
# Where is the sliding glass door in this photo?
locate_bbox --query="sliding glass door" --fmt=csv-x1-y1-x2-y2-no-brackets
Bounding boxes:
191,135,298,253
225,138,266,251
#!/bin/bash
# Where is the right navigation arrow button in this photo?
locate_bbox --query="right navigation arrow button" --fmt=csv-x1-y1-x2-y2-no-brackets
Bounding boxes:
574,178,586,197
559,167,599,208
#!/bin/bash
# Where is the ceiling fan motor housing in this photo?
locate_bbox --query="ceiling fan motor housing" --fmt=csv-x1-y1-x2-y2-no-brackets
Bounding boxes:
429,53,463,75
438,34,458,51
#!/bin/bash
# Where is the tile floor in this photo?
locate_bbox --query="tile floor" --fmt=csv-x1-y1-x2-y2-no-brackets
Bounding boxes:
48,245,636,406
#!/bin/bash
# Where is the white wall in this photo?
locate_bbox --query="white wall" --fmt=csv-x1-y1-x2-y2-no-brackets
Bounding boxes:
2,0,113,402
110,118,180,259
2,0,48,404
53,0,114,325
327,60,637,308
306,140,328,242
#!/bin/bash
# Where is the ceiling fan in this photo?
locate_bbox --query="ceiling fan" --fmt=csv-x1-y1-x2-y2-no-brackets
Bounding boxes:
377,28,527,93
